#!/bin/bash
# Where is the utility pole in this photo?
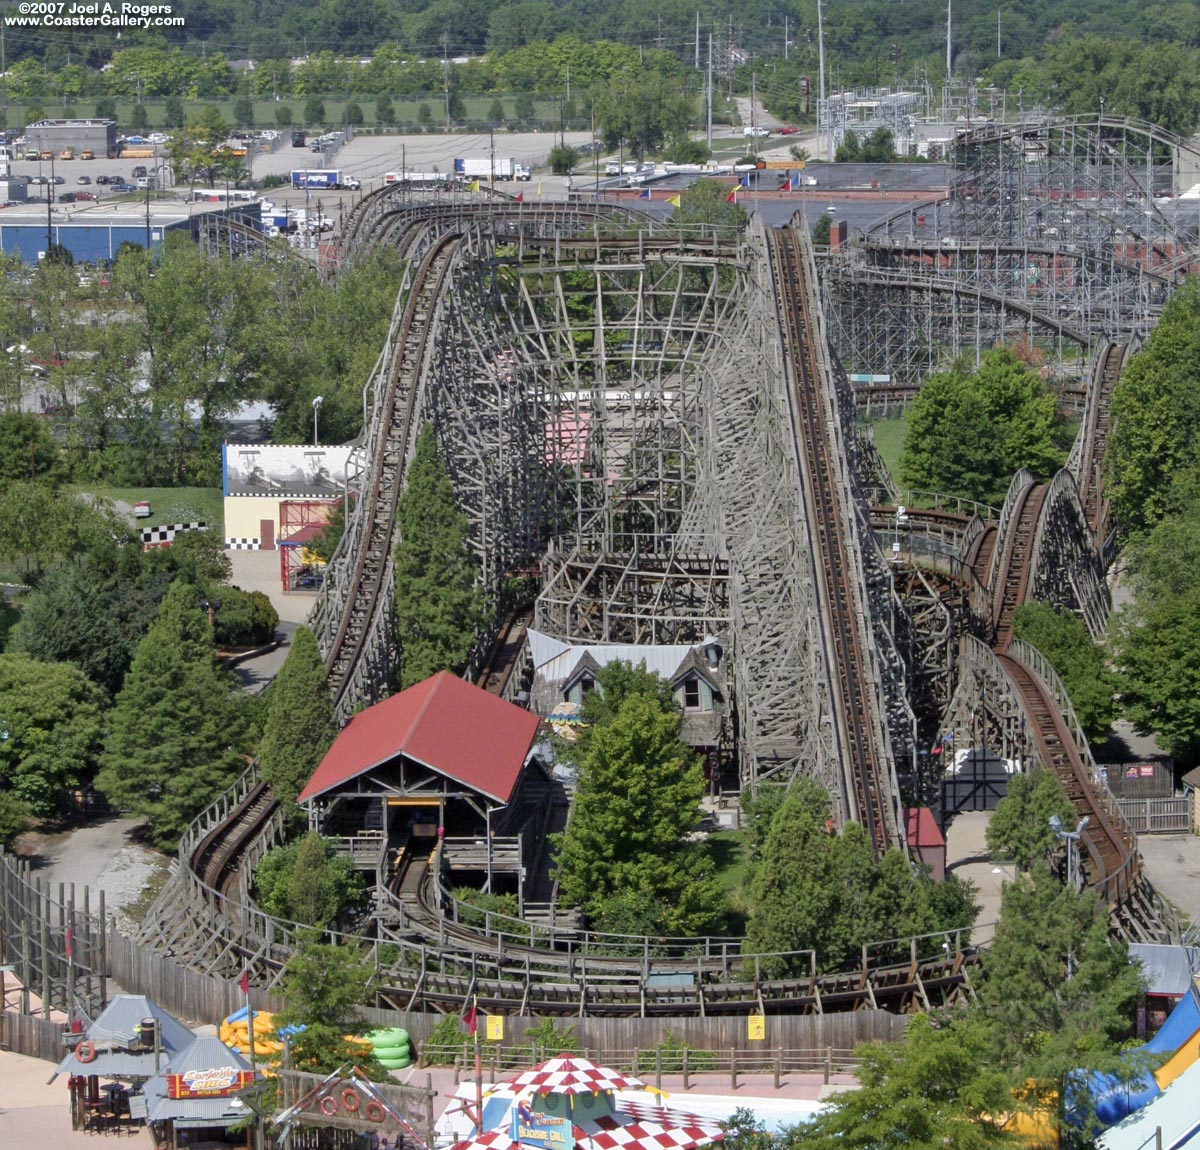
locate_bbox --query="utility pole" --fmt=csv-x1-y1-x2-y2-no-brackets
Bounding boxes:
946,0,952,83
817,0,827,159
695,11,700,70
443,33,451,130
706,33,713,151
784,15,789,62
1,26,7,131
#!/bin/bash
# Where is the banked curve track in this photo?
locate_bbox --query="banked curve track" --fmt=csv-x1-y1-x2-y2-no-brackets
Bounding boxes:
158,210,1166,1016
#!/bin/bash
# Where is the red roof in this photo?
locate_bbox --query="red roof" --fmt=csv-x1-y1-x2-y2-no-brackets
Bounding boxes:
280,523,327,546
904,806,946,850
298,671,541,805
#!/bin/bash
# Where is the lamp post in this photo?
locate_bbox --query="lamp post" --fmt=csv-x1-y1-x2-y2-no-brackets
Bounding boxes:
311,394,323,444
1049,813,1090,890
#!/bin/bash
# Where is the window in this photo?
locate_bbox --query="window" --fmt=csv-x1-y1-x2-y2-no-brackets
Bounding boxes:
683,677,701,710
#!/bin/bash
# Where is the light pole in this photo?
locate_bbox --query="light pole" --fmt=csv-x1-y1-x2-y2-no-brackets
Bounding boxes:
311,395,323,443
1049,814,1090,889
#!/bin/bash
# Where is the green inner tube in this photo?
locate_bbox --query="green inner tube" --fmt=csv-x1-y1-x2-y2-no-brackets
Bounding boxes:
376,1054,411,1069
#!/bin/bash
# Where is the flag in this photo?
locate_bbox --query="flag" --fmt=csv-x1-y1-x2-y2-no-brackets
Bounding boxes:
462,1003,477,1035
239,969,250,996
740,175,751,188
667,194,681,207
638,187,651,200
725,187,738,203
931,745,942,755
65,926,73,960
468,179,480,192
514,191,524,203
780,178,793,192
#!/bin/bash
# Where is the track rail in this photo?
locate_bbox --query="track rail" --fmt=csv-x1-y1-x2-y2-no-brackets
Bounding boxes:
996,652,1138,909
1075,342,1124,544
189,778,280,898
769,224,897,854
324,232,463,710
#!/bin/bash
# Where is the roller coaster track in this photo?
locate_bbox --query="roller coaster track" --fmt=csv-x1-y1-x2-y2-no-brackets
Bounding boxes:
1073,342,1125,548
191,778,279,897
139,198,1171,1018
323,232,463,711
768,223,900,854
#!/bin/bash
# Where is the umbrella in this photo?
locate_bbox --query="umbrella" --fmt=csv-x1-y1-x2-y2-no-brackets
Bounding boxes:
449,1098,724,1150
507,1055,645,1096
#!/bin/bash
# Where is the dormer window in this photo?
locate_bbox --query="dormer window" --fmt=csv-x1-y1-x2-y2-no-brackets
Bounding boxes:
683,677,701,710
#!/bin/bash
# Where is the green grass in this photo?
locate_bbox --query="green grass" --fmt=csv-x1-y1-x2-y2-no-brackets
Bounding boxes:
75,485,224,537
866,415,907,488
709,828,750,894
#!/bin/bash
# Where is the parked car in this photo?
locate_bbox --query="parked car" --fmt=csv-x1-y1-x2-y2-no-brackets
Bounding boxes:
95,175,111,184
338,177,361,190
51,175,64,185
131,165,147,178
742,125,771,138
778,125,800,136
77,175,91,184
80,149,95,159
58,192,77,203
75,191,97,201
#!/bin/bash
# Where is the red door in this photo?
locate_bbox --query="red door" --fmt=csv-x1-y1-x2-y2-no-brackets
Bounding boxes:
260,519,275,550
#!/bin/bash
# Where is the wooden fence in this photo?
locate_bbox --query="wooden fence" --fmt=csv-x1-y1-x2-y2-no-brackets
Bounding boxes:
1,1010,69,1061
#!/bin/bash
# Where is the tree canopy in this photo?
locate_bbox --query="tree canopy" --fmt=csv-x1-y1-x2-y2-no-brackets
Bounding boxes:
96,579,251,849
745,781,977,973
899,348,1068,505
1101,473,1200,764
552,662,724,936
985,767,1075,872
254,832,363,927
257,626,336,808
1107,279,1200,539
0,653,107,816
393,423,487,690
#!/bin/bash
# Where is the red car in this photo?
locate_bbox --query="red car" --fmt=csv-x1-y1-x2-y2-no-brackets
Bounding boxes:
75,191,97,201
778,125,800,135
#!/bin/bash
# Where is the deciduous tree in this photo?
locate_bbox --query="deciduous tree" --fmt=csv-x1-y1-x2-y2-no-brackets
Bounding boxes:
900,348,1068,505
0,654,107,816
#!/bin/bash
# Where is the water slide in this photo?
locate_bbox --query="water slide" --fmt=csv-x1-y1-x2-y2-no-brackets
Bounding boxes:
1090,989,1200,1129
1099,1058,1200,1150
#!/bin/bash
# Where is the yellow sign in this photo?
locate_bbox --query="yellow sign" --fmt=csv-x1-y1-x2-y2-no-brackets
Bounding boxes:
486,1014,504,1041
747,1014,766,1041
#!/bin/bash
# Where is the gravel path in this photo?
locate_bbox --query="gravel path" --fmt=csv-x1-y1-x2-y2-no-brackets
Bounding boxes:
16,817,168,933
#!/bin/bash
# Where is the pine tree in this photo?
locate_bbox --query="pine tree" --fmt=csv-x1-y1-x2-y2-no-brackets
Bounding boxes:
258,626,335,808
552,690,723,935
393,424,487,689
96,580,249,850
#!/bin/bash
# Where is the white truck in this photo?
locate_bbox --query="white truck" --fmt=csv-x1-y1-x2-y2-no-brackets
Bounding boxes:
454,156,531,181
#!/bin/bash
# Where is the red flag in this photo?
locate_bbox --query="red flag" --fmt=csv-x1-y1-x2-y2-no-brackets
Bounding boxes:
514,192,524,203
725,188,737,203
64,926,73,960
780,178,793,192
462,1003,477,1035
239,969,250,996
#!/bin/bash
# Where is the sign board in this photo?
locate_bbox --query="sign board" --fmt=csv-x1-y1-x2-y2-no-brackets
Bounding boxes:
486,1014,504,1041
747,1014,766,1042
166,1067,254,1099
511,1108,572,1150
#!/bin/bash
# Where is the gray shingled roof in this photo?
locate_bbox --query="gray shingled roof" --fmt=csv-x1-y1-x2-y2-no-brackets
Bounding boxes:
142,1035,252,1125
1130,944,1200,997
55,994,194,1079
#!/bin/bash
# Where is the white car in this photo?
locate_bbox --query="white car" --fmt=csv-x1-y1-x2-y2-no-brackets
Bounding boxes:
742,125,771,138
340,177,361,190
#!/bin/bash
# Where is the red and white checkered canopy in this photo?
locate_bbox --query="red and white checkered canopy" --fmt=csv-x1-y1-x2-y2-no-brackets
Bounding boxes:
448,1098,724,1150
506,1055,646,1096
